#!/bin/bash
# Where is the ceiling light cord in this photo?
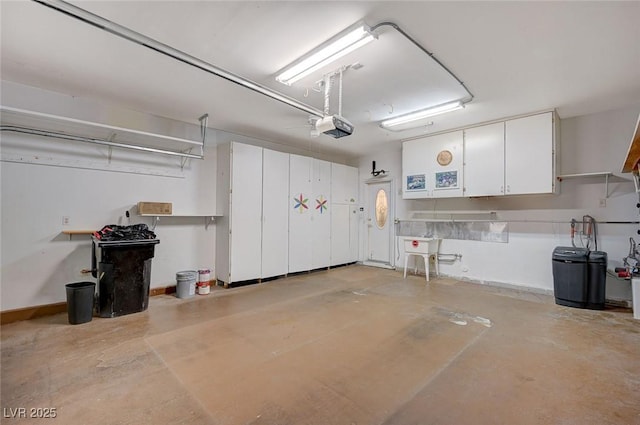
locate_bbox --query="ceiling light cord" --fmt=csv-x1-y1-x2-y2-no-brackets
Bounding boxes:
371,22,474,103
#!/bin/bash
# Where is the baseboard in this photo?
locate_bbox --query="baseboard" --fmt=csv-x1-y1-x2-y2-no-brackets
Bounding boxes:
1,284,182,325
149,285,176,296
1,302,67,325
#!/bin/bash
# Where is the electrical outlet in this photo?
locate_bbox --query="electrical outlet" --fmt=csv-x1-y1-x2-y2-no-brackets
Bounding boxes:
62,216,70,226
599,198,607,208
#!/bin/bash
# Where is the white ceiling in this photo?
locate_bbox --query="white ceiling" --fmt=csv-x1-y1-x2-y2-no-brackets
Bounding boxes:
2,1,639,158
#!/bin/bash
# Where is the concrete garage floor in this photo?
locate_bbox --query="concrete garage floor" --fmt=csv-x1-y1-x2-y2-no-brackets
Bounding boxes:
1,265,639,425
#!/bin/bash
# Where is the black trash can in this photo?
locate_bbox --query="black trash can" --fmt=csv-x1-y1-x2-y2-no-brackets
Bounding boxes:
65,281,96,325
552,247,589,308
587,251,607,310
92,238,160,318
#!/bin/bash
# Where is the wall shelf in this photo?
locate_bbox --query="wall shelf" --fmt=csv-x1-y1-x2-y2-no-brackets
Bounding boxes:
0,105,208,161
138,214,221,229
62,230,95,240
556,172,632,198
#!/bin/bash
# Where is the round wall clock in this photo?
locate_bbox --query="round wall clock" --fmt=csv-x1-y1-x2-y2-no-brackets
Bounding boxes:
437,150,453,166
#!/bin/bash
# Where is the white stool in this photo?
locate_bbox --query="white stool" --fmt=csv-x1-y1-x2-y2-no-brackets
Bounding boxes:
403,238,441,283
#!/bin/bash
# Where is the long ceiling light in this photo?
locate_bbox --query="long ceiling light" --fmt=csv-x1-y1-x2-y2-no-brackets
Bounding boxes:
380,101,464,128
276,24,376,86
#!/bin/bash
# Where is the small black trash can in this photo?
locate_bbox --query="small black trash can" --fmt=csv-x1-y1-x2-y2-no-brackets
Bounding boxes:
587,251,608,310
65,281,95,325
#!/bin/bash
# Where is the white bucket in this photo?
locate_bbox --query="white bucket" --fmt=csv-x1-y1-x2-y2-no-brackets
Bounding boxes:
176,270,197,299
197,269,211,295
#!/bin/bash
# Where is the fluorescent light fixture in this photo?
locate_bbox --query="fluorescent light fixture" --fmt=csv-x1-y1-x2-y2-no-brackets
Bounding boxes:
276,24,376,86
381,101,464,128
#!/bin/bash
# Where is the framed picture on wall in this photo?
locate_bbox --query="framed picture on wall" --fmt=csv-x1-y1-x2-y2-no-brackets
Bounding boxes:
434,170,458,189
406,174,426,191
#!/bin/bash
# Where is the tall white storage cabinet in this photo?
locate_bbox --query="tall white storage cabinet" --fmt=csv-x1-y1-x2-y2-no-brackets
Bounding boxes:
261,149,290,279
289,154,313,273
330,163,359,266
312,159,332,269
216,142,263,284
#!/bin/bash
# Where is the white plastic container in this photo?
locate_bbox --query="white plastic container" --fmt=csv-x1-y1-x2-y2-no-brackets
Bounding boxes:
197,269,211,295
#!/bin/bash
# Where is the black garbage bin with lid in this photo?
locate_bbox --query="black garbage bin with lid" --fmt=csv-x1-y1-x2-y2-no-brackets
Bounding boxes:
552,247,589,308
65,281,96,325
91,224,159,318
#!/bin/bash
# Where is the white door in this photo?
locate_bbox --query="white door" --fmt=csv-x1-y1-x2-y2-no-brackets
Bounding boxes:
365,180,394,268
262,149,289,279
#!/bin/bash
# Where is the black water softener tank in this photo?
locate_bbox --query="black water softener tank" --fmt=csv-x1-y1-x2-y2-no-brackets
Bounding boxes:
552,247,589,308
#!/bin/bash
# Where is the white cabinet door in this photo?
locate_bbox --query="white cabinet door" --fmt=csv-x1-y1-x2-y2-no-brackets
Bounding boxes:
331,163,358,203
402,131,464,198
229,143,263,282
430,131,464,198
330,203,350,266
261,149,289,279
312,159,331,269
289,154,313,273
330,163,358,266
402,138,432,199
345,165,358,204
505,112,555,195
464,122,505,197
348,204,359,262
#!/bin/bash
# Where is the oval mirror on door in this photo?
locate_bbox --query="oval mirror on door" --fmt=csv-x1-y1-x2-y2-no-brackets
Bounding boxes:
375,189,388,229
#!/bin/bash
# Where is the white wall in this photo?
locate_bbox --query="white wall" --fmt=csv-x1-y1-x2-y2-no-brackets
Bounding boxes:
0,81,350,312
357,105,640,303
0,81,220,311
3,79,637,310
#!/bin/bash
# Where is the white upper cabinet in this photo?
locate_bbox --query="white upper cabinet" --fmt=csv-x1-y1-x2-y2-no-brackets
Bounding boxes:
402,111,556,199
505,112,555,195
464,122,505,197
402,131,464,199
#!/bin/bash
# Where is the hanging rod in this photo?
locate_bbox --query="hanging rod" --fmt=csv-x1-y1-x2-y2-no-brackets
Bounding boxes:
31,0,325,119
2,126,204,160
1,106,208,160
